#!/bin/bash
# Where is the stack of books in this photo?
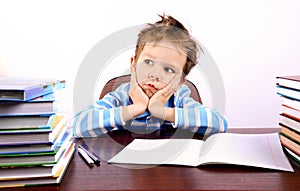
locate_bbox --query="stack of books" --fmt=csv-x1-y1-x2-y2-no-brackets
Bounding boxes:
0,77,75,188
276,75,300,165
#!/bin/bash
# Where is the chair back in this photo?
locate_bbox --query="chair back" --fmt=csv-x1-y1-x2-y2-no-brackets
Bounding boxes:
99,74,202,104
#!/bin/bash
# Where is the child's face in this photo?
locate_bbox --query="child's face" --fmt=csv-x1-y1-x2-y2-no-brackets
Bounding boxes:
132,42,186,98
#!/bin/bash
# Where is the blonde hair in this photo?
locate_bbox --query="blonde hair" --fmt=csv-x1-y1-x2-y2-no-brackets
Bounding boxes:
135,14,201,78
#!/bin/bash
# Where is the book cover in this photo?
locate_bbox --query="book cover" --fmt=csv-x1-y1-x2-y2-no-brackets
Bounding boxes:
280,134,300,156
276,75,300,91
0,128,73,167
0,77,65,101
0,115,53,130
282,105,300,121
0,143,74,188
281,96,300,111
0,125,71,155
277,86,300,102
0,142,75,182
283,146,300,165
0,114,67,145
280,114,300,133
0,143,53,155
0,93,57,116
280,125,300,144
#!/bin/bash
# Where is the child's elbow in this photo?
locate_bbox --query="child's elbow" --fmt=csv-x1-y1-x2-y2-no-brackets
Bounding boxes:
71,110,89,138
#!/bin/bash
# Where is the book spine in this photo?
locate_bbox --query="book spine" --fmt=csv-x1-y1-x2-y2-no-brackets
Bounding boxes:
277,75,300,164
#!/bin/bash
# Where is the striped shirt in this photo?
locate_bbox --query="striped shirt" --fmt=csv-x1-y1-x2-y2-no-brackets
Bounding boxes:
73,83,228,138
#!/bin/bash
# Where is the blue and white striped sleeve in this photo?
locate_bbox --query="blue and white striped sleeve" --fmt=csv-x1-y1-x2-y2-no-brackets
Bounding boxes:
173,85,228,137
72,84,129,138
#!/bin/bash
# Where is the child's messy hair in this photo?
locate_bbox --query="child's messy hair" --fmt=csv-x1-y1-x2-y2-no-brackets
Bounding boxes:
135,14,202,78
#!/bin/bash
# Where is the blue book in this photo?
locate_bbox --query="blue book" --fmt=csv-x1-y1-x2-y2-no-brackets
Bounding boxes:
0,77,65,101
0,114,67,146
0,127,73,167
277,86,300,102
0,124,70,155
0,93,56,116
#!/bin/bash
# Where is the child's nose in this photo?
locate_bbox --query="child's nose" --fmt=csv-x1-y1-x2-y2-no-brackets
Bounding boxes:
149,70,161,81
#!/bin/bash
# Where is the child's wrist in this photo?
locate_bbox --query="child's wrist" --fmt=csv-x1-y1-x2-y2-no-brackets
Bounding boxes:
149,105,175,122
149,103,165,118
122,104,146,121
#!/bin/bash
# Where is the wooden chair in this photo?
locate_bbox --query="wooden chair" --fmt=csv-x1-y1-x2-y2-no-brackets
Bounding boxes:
99,74,202,104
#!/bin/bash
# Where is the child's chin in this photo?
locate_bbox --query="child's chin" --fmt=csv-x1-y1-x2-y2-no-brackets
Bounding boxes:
144,89,155,98
146,92,154,98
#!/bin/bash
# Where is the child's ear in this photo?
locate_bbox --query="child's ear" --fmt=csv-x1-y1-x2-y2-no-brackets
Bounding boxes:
130,56,136,68
180,76,187,87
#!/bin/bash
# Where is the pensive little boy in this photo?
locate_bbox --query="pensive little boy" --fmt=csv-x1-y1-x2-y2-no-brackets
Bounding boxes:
73,14,228,138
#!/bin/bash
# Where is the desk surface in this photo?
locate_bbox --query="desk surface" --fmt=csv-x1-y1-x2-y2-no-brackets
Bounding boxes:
2,129,300,191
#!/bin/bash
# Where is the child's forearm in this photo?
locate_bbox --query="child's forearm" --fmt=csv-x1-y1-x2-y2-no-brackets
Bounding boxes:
174,107,228,135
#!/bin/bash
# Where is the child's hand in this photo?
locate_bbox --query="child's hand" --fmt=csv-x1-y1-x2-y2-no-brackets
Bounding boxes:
122,64,149,122
128,64,149,116
148,75,181,121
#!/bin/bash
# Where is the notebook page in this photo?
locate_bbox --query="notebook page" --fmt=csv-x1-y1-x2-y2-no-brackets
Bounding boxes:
108,139,203,166
197,133,293,172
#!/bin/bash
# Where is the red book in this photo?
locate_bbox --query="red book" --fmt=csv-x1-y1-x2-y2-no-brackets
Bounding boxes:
282,105,300,121
281,96,300,111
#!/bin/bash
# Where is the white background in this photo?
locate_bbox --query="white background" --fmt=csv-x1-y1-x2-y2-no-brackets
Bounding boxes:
1,0,300,129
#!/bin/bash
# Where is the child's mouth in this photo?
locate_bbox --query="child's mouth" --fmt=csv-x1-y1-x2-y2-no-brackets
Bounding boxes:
145,84,158,91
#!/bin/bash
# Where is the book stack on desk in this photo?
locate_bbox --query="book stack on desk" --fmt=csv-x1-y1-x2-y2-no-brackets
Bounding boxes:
276,75,300,165
0,77,75,188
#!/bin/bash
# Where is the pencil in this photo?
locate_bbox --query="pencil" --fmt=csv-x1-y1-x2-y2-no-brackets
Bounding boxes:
79,145,101,166
78,147,94,167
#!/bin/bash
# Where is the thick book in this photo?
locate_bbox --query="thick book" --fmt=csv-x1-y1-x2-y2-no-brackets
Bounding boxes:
0,114,56,130
282,105,300,121
0,114,67,145
280,134,300,156
280,125,300,144
0,93,56,116
108,133,294,172
279,114,300,133
0,128,73,167
283,146,300,165
0,77,65,101
0,142,75,187
277,86,300,101
0,125,70,154
282,96,300,111
276,75,300,90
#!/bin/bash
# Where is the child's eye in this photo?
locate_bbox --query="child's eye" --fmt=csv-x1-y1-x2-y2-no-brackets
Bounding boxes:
164,67,175,73
144,59,153,65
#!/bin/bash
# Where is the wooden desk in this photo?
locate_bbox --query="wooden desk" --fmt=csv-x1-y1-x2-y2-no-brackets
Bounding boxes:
2,129,300,191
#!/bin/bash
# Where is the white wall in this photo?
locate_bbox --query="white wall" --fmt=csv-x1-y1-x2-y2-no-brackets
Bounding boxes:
1,0,300,129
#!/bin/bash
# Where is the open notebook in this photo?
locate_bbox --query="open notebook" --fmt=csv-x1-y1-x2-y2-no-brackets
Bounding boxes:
108,133,294,172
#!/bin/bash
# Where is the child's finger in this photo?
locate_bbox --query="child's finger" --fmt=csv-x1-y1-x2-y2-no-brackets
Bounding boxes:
161,85,175,98
160,77,178,98
168,74,182,92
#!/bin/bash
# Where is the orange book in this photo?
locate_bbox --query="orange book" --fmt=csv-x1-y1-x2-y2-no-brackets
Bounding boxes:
280,125,300,144
280,134,300,156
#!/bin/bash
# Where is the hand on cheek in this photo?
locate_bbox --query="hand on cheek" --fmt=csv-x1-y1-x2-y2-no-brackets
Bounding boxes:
148,75,182,120
123,62,149,121
130,64,149,110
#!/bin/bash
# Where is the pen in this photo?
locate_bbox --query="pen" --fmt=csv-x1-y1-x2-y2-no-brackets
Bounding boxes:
79,145,101,166
78,147,94,168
